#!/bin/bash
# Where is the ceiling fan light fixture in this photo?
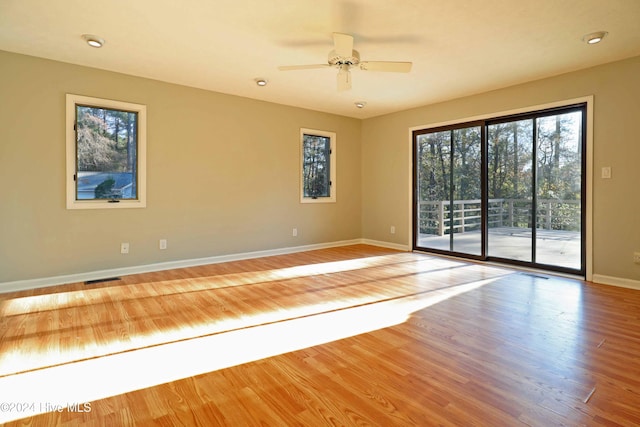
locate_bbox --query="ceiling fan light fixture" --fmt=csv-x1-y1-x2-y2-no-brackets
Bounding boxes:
582,31,608,45
82,34,105,48
255,78,268,87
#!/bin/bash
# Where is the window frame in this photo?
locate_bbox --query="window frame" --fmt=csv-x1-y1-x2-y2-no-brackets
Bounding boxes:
65,94,147,209
300,128,336,204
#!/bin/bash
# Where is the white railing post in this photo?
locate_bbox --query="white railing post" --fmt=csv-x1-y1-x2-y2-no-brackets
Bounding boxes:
508,200,514,227
438,201,445,236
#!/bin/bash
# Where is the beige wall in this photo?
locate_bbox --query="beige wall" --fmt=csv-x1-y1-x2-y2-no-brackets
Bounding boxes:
0,51,362,283
2,49,640,285
362,55,640,282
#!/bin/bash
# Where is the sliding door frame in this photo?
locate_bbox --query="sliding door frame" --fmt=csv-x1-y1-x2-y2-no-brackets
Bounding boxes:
409,96,593,279
411,121,486,261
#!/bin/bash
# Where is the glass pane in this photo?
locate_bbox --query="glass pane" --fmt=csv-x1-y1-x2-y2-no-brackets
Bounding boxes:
535,112,582,269
487,119,534,262
416,131,451,251
302,134,331,198
451,126,482,255
76,105,138,200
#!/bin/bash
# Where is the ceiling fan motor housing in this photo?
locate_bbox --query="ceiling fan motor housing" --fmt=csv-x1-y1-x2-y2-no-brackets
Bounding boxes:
328,49,360,67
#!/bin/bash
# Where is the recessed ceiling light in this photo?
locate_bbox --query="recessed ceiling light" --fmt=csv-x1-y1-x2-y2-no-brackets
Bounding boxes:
582,31,608,45
255,78,268,87
82,34,105,48
355,102,366,109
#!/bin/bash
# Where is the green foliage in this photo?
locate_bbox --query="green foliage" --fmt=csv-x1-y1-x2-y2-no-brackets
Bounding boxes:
94,177,116,199
303,135,330,198
417,110,583,234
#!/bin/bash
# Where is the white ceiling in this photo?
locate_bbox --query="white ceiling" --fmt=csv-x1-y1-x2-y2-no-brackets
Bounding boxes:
1,0,640,119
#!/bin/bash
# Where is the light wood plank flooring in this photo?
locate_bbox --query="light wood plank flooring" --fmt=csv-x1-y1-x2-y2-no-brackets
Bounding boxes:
1,245,639,426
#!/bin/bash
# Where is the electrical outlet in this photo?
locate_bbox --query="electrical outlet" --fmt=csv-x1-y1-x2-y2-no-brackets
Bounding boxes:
159,239,167,250
390,226,396,234
601,166,612,179
121,243,129,254
292,228,298,237
634,252,640,264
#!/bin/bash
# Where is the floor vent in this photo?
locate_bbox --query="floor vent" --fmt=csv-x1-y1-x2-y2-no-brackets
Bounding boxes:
85,277,121,285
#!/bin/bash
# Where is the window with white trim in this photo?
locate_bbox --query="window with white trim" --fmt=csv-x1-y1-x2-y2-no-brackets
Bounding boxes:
300,128,336,203
66,94,146,209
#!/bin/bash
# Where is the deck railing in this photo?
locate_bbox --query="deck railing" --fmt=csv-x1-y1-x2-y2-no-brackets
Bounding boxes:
418,199,580,236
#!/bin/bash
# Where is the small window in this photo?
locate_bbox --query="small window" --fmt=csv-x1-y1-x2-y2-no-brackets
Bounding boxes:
300,128,336,203
66,94,146,209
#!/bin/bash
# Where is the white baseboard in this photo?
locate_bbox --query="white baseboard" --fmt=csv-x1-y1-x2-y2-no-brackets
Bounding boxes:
360,239,411,252
0,239,365,294
6,240,635,294
591,274,640,290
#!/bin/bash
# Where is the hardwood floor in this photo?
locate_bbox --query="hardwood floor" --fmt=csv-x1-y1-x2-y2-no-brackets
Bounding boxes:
1,244,639,426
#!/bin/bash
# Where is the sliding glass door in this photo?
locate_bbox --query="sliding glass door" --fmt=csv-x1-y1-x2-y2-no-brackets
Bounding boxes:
533,110,584,269
487,119,534,263
414,124,483,258
413,104,585,275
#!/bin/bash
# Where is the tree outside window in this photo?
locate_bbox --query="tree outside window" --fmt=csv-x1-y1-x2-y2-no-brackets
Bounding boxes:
300,129,336,203
66,94,146,209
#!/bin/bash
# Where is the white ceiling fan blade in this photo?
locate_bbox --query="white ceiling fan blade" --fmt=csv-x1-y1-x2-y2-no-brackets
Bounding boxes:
278,64,331,71
360,61,412,73
337,65,352,91
333,32,354,57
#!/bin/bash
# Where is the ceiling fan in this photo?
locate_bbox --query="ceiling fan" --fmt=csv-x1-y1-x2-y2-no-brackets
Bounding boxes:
278,33,412,91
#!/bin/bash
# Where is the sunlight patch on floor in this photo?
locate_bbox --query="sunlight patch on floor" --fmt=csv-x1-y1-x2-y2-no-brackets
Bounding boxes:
0,276,497,423
0,256,505,379
0,253,463,316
